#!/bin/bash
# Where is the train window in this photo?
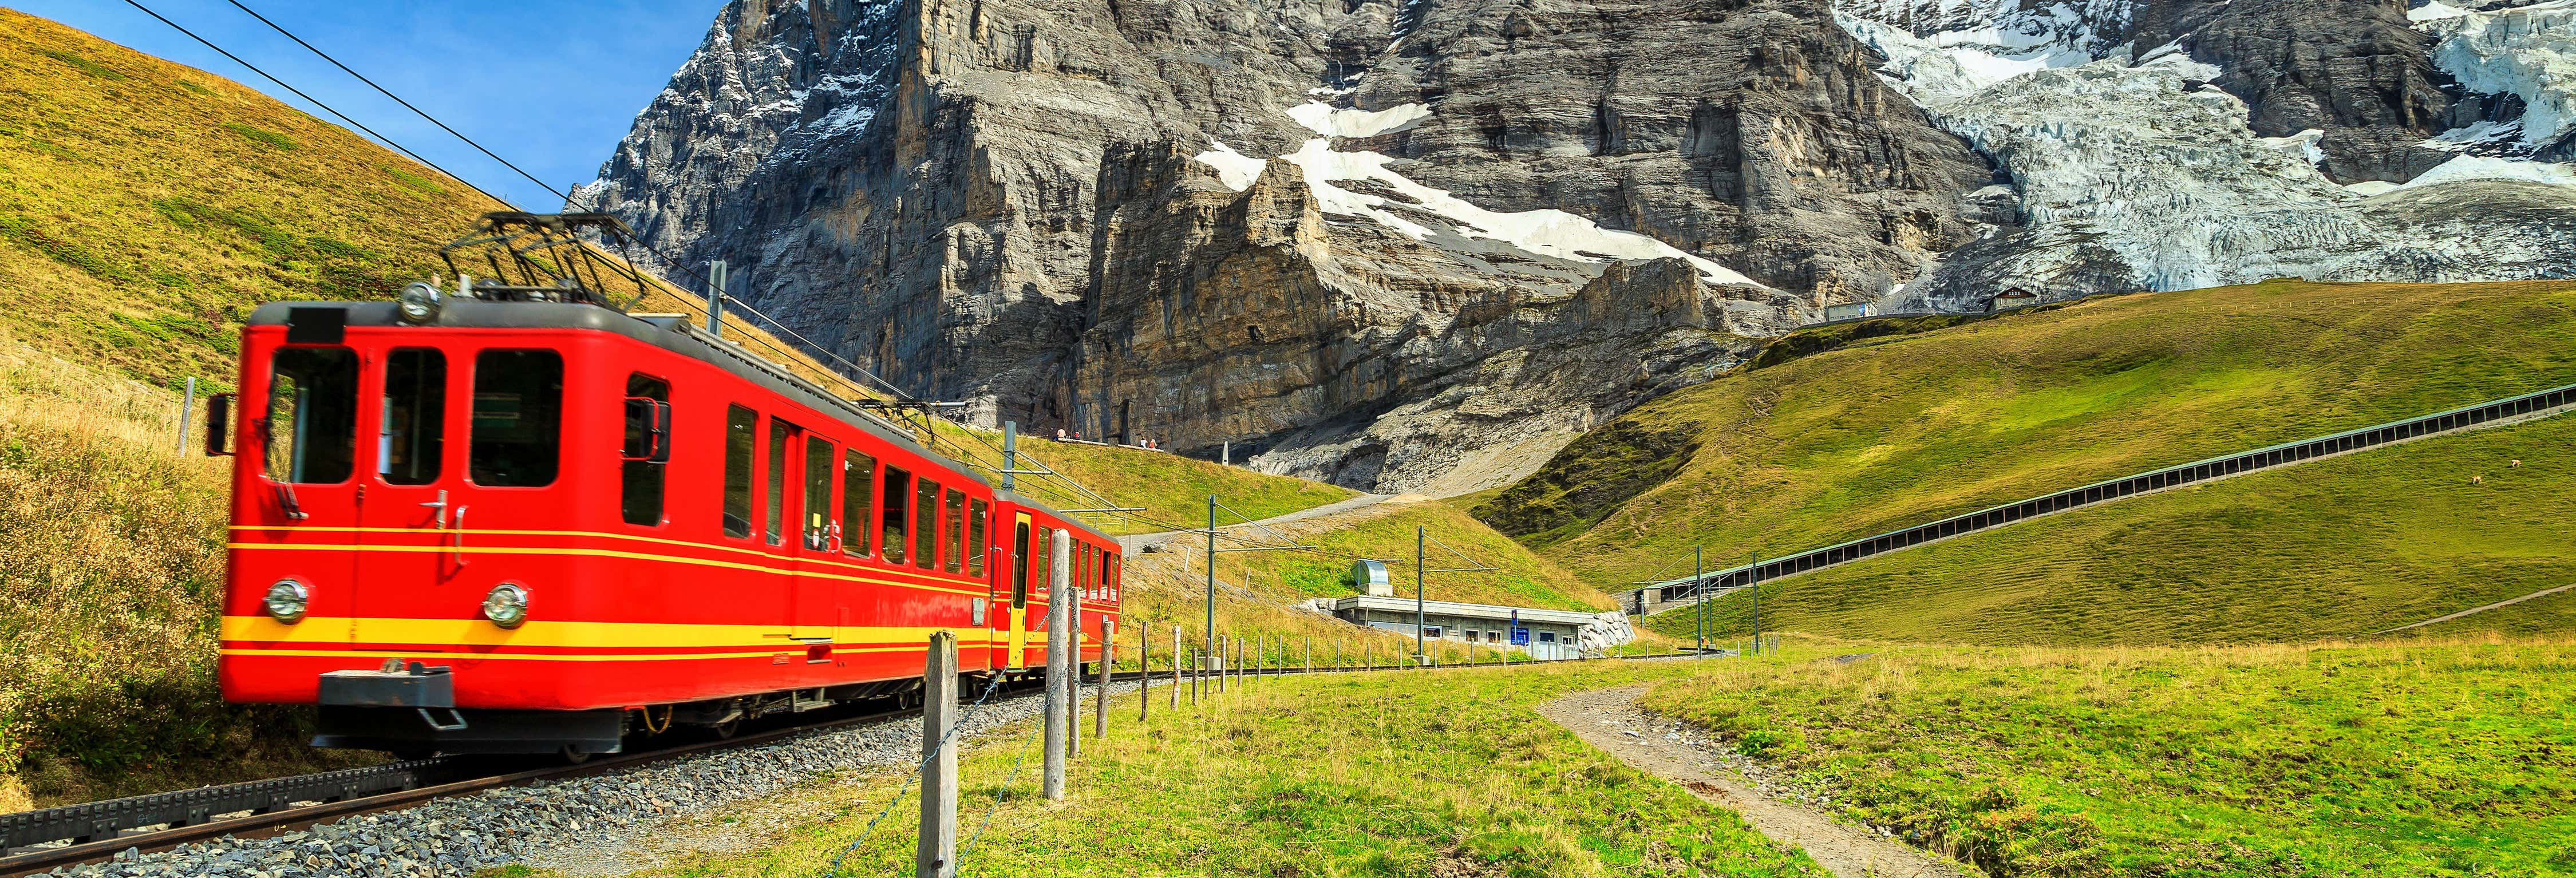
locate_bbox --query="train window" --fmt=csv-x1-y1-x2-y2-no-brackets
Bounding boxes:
804,436,835,551
966,499,988,576
468,350,563,487
1012,520,1030,608
621,374,669,526
378,349,444,485
943,489,965,573
880,467,911,564
765,418,792,545
722,405,756,538
913,477,939,571
841,450,875,557
265,347,358,484
1038,527,1056,595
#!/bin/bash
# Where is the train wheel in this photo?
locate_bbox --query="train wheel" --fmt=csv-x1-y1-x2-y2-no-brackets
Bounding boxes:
559,745,592,765
708,717,740,740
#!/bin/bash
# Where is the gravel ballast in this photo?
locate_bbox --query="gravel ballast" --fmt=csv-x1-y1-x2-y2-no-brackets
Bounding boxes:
49,681,1152,877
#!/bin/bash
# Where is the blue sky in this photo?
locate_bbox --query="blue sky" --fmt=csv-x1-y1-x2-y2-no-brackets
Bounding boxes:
14,0,719,209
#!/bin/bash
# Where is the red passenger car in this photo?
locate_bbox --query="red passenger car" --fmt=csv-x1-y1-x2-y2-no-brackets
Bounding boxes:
210,214,1120,758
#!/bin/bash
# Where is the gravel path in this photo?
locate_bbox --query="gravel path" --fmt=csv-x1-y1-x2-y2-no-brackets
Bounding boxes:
1538,685,1970,878
50,681,1153,878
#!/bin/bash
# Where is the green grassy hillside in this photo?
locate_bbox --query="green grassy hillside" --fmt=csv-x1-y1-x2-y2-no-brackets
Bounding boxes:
1643,413,2576,645
1107,496,1665,671
1480,279,2576,594
0,10,495,388
1641,638,2576,877
919,421,1356,536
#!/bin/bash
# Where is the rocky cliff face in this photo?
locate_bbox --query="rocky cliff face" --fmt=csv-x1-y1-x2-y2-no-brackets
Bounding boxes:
579,0,1986,492
582,0,2576,493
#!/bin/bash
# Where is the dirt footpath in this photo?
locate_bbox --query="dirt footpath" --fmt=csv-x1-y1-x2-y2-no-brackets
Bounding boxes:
1538,686,1972,878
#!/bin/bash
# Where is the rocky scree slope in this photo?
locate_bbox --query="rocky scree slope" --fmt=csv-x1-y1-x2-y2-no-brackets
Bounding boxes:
583,0,2576,495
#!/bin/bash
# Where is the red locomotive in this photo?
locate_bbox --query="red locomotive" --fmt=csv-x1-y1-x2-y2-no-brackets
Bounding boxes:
209,214,1120,758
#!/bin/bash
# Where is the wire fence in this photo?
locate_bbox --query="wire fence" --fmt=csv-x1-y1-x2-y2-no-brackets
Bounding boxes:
825,673,1006,875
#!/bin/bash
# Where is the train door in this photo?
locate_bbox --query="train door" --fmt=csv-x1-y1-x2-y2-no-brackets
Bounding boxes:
351,346,463,637
258,339,368,640
1004,512,1032,670
792,432,836,645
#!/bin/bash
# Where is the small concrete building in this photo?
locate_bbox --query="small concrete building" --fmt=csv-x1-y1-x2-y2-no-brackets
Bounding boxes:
1350,559,1393,597
1327,596,1595,660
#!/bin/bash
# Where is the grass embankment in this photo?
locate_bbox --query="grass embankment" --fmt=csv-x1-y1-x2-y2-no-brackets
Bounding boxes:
608,662,1823,877
1641,414,2576,645
1639,638,2576,877
1105,497,1663,670
0,339,378,809
1480,279,2576,592
919,420,1356,537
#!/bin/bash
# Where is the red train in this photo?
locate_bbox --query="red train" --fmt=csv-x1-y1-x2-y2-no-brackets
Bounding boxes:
209,214,1120,758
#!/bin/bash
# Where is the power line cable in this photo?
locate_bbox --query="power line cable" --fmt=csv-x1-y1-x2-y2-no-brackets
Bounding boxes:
116,0,515,210
218,0,569,204
193,0,930,405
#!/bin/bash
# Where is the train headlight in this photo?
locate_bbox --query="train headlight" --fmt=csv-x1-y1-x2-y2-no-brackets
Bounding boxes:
481,582,530,629
396,282,442,324
263,579,309,623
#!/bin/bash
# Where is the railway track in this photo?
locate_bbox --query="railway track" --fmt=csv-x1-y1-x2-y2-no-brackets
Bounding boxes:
0,654,1685,875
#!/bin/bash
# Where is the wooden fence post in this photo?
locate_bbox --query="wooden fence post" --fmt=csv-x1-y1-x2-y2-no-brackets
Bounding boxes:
916,631,958,878
1097,615,1113,738
1042,529,1070,801
1139,624,1151,722
1068,608,1084,760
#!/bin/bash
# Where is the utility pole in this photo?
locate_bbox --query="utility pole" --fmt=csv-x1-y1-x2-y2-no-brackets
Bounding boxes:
1204,495,1218,661
1693,545,1704,656
1001,421,1017,490
1415,525,1427,665
705,259,728,337
1749,550,1761,656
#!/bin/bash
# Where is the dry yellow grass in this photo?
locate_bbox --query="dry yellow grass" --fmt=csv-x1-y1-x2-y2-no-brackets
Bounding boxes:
0,336,380,808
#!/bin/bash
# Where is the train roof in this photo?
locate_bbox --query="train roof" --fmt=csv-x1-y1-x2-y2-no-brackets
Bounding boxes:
246,299,1120,548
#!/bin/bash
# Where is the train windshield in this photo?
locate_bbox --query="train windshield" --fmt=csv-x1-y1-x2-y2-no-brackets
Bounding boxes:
265,347,359,484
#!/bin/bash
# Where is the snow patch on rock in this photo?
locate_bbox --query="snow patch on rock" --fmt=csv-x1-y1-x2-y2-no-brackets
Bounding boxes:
2403,153,2576,188
1277,138,1761,285
1286,101,1434,137
1192,140,1269,191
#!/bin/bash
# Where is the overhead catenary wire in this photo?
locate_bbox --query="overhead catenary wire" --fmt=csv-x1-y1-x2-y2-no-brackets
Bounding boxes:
217,0,568,207
163,0,931,409
114,0,516,210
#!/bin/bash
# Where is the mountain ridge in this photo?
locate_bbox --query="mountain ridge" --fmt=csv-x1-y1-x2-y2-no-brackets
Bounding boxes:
584,0,2576,494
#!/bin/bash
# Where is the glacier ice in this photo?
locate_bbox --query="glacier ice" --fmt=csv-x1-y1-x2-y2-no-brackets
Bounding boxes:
1834,0,2576,303
2414,0,2576,152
